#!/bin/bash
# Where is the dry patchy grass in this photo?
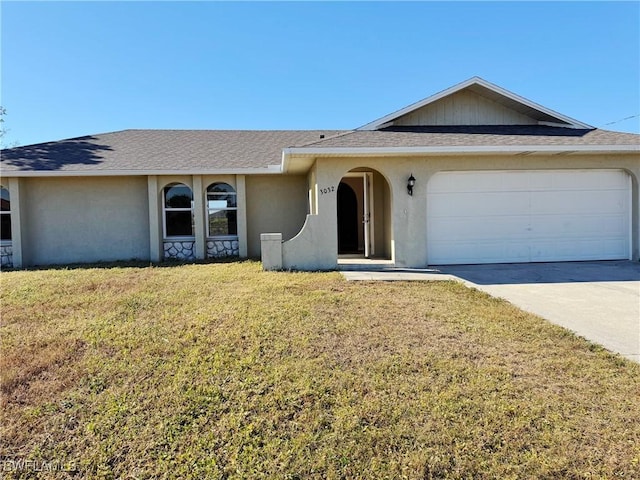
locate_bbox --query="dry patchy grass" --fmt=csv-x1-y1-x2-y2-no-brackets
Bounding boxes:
1,261,639,479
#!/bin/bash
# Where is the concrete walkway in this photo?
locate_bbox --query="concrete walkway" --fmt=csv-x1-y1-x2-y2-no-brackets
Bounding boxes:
341,261,640,363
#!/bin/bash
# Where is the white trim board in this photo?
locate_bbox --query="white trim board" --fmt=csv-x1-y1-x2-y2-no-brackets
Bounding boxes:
0,166,283,178
285,144,638,156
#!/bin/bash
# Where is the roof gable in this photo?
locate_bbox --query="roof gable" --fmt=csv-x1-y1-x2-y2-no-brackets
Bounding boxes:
358,77,593,131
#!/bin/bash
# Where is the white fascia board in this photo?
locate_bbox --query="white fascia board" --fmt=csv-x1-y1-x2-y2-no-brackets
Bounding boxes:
284,144,639,157
0,166,284,178
472,78,593,129
357,76,593,131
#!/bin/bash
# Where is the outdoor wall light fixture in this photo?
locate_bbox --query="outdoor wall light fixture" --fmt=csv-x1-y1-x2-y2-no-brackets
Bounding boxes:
407,174,416,196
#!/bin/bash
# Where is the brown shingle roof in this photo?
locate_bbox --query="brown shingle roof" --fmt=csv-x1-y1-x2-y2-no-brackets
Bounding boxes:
0,129,347,173
1,126,637,175
299,126,640,149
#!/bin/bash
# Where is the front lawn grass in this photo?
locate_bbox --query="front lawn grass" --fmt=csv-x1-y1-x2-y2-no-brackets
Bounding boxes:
1,261,639,479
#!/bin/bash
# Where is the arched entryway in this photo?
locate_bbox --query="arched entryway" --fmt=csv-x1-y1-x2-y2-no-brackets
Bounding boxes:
337,168,392,260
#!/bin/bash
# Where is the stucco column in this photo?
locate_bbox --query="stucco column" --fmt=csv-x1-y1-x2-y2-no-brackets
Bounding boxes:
236,174,248,258
192,175,205,260
308,166,318,215
261,233,282,270
147,176,161,262
8,178,23,268
405,165,430,267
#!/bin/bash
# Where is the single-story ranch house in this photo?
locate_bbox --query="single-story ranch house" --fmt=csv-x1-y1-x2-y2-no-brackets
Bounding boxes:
1,77,639,270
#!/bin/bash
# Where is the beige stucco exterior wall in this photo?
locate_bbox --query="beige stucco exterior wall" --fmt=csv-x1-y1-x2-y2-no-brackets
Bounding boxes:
3,151,638,270
21,176,150,266
6,173,254,267
245,174,308,258
277,153,640,270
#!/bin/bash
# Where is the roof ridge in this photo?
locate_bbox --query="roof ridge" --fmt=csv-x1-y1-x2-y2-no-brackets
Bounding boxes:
123,128,346,133
1,129,351,150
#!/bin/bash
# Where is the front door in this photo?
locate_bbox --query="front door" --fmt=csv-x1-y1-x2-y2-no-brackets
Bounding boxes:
337,182,359,253
337,173,373,257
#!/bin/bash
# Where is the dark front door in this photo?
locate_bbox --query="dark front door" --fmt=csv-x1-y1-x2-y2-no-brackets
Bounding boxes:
337,182,359,254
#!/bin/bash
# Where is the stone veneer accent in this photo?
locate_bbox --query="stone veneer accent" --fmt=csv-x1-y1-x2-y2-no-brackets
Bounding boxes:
207,239,239,258
163,240,195,261
0,244,13,269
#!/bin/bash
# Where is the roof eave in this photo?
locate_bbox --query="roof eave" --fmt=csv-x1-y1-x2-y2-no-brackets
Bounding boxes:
0,165,284,178
284,144,639,160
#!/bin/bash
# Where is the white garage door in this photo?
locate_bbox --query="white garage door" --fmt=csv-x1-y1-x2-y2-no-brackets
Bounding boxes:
427,170,631,265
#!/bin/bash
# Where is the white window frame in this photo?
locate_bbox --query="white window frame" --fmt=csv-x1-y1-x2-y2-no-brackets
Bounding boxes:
162,183,195,240
0,186,11,246
206,183,238,239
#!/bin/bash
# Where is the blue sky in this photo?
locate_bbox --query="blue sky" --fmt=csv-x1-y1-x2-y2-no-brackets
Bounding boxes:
1,1,639,147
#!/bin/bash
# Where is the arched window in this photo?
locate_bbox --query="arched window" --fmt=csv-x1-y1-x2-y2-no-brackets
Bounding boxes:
163,183,194,238
0,187,11,242
206,183,237,237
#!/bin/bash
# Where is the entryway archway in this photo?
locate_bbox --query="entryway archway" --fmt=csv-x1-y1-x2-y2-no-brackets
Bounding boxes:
337,168,392,260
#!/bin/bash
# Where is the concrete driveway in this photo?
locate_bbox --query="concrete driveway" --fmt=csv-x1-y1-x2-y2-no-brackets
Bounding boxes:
342,261,640,363
438,261,640,363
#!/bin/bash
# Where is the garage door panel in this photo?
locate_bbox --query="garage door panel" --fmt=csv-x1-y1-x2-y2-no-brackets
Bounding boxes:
430,171,532,193
430,215,625,241
481,172,532,191
429,216,530,240
477,242,529,263
530,238,626,262
533,170,627,190
428,240,530,264
530,190,628,215
430,192,531,217
551,170,628,190
603,238,629,257
530,213,628,236
532,240,576,261
427,170,630,265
